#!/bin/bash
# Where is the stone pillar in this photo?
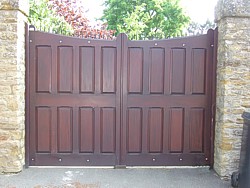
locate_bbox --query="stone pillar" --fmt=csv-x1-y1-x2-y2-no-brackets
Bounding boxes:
214,0,250,178
0,0,28,173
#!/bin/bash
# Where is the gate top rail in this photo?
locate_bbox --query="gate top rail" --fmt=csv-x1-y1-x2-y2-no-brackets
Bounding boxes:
29,25,217,43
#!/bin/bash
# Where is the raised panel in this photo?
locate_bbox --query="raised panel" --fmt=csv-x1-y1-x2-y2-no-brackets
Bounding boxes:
149,108,163,153
80,47,95,93
171,49,186,94
150,48,164,94
58,46,73,93
36,46,52,93
79,107,94,153
102,47,116,93
189,108,204,152
127,108,142,153
36,107,51,153
192,49,206,94
128,48,143,94
57,107,73,153
101,108,115,153
170,108,184,153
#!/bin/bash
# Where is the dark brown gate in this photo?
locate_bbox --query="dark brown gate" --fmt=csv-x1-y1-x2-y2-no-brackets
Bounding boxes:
26,29,217,166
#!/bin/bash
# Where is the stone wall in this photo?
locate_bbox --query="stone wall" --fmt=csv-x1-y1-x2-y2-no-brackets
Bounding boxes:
214,0,250,178
0,0,28,173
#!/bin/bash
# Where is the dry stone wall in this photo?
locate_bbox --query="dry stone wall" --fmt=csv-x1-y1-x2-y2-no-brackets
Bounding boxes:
0,0,28,173
214,0,250,178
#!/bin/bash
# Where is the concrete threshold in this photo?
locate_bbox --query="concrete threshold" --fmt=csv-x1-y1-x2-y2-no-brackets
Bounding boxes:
0,166,231,188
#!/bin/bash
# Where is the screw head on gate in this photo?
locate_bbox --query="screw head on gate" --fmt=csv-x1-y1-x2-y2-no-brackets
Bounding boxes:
182,44,186,47
59,158,62,162
211,44,214,47
205,158,208,161
29,40,32,43
59,40,62,43
180,158,183,161
88,41,91,44
154,43,158,46
152,158,156,161
31,158,34,161
87,159,90,162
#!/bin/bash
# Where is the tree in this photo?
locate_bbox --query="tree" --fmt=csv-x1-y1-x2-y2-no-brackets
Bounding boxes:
29,0,115,39
101,0,190,40
185,19,216,36
120,4,148,40
29,0,74,35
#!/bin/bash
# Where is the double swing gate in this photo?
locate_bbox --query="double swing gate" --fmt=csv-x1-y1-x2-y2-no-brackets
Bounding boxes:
26,29,217,167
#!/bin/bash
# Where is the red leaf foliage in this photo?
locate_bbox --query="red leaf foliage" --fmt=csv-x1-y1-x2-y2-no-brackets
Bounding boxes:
49,0,115,39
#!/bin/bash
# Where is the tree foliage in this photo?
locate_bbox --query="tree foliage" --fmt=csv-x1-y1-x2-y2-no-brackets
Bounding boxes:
101,0,190,40
29,0,73,35
29,0,115,39
186,20,216,36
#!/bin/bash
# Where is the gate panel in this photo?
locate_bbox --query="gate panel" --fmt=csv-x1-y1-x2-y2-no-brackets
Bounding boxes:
79,107,94,153
121,32,215,166
29,32,121,165
127,48,143,93
189,108,204,152
58,47,73,93
150,48,164,94
192,49,206,94
36,107,51,153
101,48,116,93
171,49,186,94
57,107,73,153
36,46,52,93
101,108,116,153
80,47,94,93
127,108,142,153
170,108,184,153
148,108,163,153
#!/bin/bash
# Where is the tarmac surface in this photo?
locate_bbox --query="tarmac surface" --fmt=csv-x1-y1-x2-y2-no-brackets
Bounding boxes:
0,167,231,188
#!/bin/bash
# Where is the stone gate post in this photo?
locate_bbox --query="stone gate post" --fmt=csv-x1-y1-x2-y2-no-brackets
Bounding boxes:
214,0,250,178
0,0,28,173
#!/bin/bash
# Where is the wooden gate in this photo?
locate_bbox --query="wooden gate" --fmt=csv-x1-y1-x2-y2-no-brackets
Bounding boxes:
26,29,217,166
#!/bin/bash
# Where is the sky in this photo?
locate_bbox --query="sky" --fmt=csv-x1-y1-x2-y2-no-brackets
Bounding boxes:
83,0,219,24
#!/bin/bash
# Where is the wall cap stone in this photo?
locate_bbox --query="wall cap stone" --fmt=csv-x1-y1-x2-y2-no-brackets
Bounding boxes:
215,0,250,22
0,0,29,16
